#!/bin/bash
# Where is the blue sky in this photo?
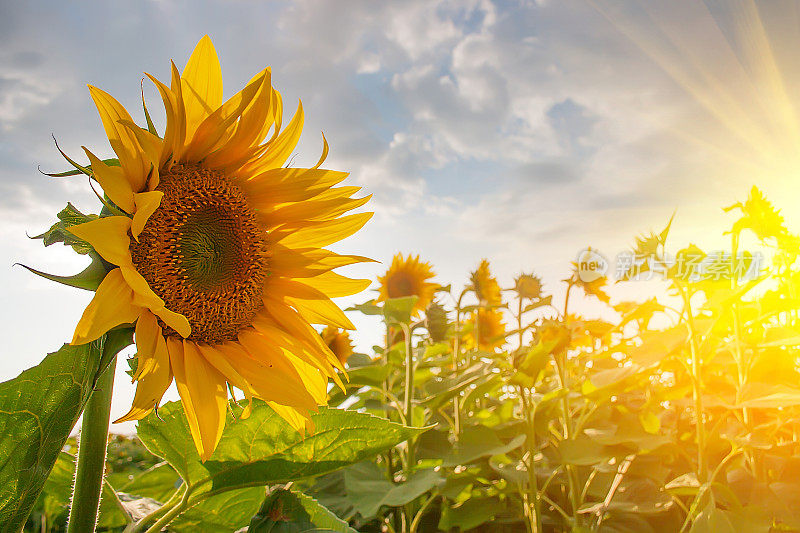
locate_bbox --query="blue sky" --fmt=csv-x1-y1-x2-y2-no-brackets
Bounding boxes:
2,0,799,431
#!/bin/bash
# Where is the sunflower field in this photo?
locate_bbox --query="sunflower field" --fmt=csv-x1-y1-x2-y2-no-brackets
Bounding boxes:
2,37,800,533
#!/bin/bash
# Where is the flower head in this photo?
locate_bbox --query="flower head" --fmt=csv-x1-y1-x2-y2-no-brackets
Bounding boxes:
377,253,437,316
65,36,372,460
425,300,450,343
321,326,354,366
464,307,506,351
470,259,502,306
514,273,542,300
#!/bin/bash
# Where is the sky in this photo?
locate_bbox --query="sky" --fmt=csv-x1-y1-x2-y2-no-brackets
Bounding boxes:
2,0,800,432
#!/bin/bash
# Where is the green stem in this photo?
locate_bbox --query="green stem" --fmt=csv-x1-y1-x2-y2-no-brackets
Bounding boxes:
678,282,708,482
67,352,117,533
520,389,542,533
143,485,192,533
402,323,415,467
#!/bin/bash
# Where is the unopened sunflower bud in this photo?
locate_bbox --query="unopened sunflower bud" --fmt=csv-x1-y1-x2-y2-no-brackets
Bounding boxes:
425,301,449,342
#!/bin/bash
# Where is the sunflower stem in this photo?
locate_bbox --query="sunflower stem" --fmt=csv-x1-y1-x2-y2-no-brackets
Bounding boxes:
67,350,117,533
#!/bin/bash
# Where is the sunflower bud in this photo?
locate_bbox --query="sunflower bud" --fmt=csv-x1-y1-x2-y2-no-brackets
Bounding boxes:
425,301,449,342
514,273,542,300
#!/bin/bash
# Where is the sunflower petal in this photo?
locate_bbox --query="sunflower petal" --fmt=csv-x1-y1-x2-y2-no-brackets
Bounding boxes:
119,120,162,189
131,191,164,240
67,216,132,267
300,271,371,298
170,339,228,461
153,306,192,338
182,35,223,143
72,268,142,344
121,266,164,309
83,147,135,213
245,100,304,173
268,279,356,330
87,85,148,192
277,212,373,249
267,402,314,435
219,338,318,410
115,311,172,423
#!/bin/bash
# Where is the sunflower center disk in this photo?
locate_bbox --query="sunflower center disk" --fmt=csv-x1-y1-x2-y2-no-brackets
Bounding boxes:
130,164,269,344
388,272,416,298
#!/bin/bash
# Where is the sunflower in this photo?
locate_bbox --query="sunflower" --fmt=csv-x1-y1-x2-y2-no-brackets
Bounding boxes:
66,36,372,460
321,326,354,366
377,253,437,316
470,259,502,306
464,307,506,351
514,273,542,301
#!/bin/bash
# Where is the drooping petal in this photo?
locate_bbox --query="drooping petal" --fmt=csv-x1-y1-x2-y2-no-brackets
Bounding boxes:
237,329,323,408
199,344,256,417
152,306,192,339
268,279,356,330
216,341,318,411
114,310,172,423
169,338,228,461
181,35,223,143
262,297,344,371
120,266,164,309
72,268,142,345
67,216,133,267
267,401,314,435
131,191,164,240
87,85,148,192
83,147,135,213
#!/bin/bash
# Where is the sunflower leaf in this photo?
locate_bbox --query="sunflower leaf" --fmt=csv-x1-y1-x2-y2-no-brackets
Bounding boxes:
32,202,99,254
383,296,418,324
247,488,357,533
0,340,106,530
136,400,428,495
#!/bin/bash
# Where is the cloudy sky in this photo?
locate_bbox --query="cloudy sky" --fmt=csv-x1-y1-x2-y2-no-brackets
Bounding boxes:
2,0,800,430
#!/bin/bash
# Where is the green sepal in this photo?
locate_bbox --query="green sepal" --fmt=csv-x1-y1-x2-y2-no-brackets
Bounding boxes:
41,158,120,178
18,251,109,291
141,81,158,135
31,202,98,254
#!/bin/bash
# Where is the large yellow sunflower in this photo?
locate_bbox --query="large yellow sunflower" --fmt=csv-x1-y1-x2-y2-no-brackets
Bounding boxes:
377,253,437,316
66,36,372,460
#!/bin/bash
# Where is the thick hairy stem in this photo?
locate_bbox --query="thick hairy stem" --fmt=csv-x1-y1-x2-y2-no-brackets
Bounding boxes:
67,351,117,533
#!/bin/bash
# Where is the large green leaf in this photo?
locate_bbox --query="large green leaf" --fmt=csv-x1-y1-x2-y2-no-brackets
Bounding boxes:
442,425,526,467
0,340,108,529
439,497,497,531
344,462,443,518
137,400,426,495
111,462,182,504
171,487,266,532
248,488,357,533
